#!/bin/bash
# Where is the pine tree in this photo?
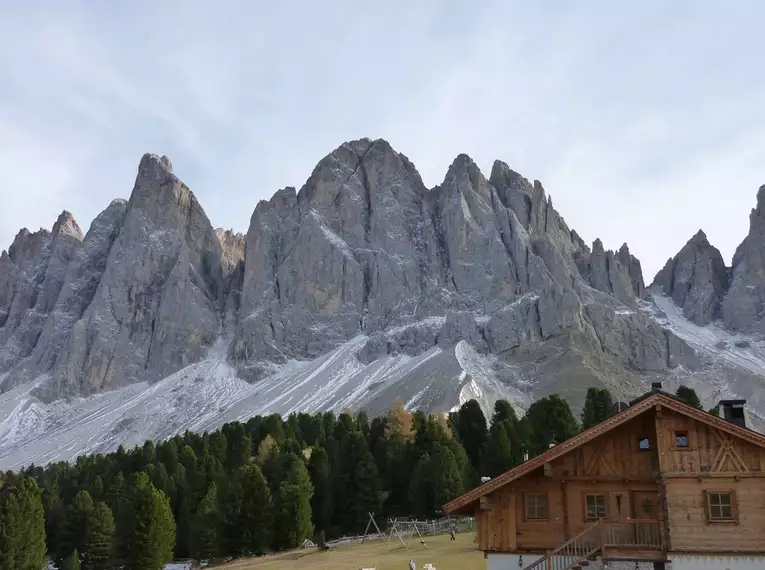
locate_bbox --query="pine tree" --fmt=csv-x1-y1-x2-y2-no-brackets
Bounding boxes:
236,463,273,555
676,385,702,409
482,421,514,477
275,460,314,550
581,388,614,429
408,444,463,518
456,400,488,469
84,502,115,570
408,452,433,518
0,477,47,570
307,447,333,535
106,473,129,566
490,400,518,428
56,490,94,567
191,483,221,561
42,483,65,568
121,473,176,570
429,445,463,511
61,549,81,570
332,432,380,532
524,395,579,456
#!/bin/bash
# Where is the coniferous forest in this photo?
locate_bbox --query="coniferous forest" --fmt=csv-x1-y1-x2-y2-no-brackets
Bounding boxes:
0,386,705,570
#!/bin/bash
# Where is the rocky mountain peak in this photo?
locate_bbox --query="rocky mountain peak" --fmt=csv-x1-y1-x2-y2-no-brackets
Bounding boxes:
650,230,728,326
139,153,173,175
721,184,765,332
215,228,245,273
52,211,82,239
690,229,708,243
8,227,51,272
757,184,765,207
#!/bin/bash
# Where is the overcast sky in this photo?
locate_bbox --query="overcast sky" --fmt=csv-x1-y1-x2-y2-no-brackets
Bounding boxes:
1,1,763,281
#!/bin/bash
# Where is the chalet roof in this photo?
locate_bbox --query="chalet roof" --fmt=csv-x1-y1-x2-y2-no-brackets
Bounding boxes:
443,390,765,514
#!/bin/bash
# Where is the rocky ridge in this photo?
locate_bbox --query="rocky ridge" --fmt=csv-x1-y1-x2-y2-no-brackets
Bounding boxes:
651,185,765,336
0,139,763,422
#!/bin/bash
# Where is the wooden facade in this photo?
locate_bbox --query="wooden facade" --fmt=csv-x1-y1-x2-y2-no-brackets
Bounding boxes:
445,392,765,566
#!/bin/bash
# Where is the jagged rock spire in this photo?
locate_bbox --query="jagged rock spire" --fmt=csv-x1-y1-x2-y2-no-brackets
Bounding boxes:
651,229,728,326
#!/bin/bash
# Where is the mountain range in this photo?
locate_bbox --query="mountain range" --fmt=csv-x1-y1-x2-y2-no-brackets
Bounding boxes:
1,138,765,469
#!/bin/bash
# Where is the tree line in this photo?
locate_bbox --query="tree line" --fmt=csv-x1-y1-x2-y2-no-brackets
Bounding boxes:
0,384,705,569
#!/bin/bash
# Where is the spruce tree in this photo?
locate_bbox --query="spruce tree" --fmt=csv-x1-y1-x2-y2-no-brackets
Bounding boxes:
676,385,702,409
482,421,514,477
191,483,221,561
430,445,463,512
456,400,488,469
61,549,81,570
490,400,518,428
408,453,433,518
333,432,380,532
275,460,314,550
56,490,94,567
581,387,614,429
84,502,115,570
0,477,47,570
307,447,333,535
524,395,579,456
122,473,176,570
236,463,273,555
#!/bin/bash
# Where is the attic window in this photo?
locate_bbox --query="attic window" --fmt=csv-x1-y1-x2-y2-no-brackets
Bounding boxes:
675,431,689,448
638,437,651,450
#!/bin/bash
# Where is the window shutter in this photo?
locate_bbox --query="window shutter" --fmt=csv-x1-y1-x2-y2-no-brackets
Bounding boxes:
703,490,710,524
522,492,527,522
731,490,739,524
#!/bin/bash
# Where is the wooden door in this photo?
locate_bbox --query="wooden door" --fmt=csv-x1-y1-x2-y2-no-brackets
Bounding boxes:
630,490,661,548
631,491,660,520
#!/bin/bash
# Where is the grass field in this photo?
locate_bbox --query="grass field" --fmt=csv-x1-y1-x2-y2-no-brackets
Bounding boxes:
220,532,484,570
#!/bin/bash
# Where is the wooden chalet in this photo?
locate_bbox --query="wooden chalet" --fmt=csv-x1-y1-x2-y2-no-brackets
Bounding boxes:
444,386,765,570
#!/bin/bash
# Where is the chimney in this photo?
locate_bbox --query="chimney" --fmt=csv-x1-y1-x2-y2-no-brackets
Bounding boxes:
651,382,662,392
718,399,747,429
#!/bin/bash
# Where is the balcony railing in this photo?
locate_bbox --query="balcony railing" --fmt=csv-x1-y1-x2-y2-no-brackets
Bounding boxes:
603,519,663,551
524,519,664,570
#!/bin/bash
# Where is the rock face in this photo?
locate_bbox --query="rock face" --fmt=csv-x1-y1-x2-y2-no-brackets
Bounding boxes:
722,186,765,333
228,139,695,400
0,138,756,416
651,230,729,326
0,212,84,374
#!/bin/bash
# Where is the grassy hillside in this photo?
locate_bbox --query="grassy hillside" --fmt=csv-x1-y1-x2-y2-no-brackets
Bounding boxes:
220,532,483,570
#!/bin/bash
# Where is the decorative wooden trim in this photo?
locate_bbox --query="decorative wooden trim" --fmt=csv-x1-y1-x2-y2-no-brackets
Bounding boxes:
444,392,765,514
561,481,570,540
664,471,765,478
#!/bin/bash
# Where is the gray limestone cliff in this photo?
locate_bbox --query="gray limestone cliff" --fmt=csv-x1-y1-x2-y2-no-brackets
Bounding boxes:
722,186,765,333
0,139,722,407
651,230,729,326
228,139,695,394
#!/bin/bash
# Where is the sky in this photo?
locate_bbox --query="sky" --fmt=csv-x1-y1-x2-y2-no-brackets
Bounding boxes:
0,1,763,281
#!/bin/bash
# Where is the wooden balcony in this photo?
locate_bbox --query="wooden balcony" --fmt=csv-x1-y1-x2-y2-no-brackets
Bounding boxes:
524,519,665,570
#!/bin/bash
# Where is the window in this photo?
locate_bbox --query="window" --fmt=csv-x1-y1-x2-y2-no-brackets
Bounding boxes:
675,431,689,448
525,493,548,521
706,492,736,522
638,437,651,450
585,494,606,521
